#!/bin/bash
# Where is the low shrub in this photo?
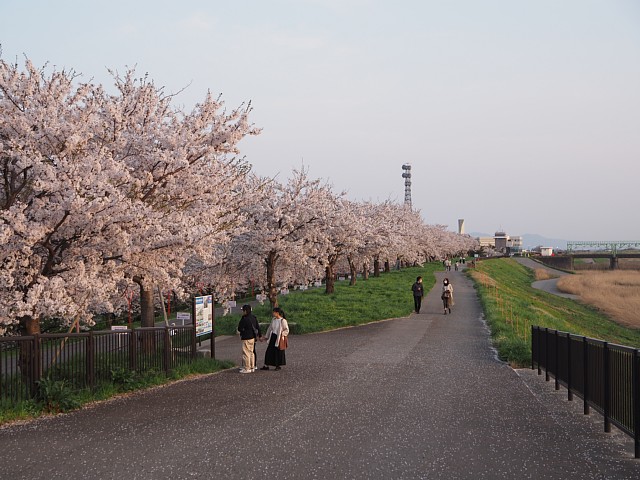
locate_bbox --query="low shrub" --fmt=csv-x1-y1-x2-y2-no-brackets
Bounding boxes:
35,378,81,413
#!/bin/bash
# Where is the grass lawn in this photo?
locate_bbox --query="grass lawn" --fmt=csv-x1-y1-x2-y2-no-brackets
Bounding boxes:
215,263,443,335
469,258,640,367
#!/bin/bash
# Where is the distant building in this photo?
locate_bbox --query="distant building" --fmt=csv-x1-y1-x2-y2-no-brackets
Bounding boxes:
541,247,553,257
478,237,495,248
494,231,508,251
458,219,465,235
477,230,523,255
507,236,523,256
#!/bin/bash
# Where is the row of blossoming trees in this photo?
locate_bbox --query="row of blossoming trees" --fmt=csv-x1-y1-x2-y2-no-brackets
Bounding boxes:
0,57,477,337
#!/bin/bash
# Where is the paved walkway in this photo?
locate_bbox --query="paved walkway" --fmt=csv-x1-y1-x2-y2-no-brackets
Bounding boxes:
514,257,579,300
0,268,637,479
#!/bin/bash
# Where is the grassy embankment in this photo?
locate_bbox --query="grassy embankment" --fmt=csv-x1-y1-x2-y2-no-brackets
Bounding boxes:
468,258,640,368
215,263,442,335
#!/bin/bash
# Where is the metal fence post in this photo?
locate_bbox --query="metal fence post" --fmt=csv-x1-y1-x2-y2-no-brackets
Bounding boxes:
545,328,550,382
163,326,171,375
633,349,640,459
129,329,137,372
584,336,590,415
87,331,95,390
31,334,42,397
604,342,611,433
567,333,573,401
191,298,197,359
537,326,542,375
531,326,535,371
554,330,560,390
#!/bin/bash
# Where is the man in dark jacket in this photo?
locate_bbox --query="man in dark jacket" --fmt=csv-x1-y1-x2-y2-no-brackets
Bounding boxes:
237,304,261,373
411,276,424,313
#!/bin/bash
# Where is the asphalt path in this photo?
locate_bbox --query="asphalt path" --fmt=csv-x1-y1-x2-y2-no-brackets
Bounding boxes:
0,268,637,479
514,257,579,300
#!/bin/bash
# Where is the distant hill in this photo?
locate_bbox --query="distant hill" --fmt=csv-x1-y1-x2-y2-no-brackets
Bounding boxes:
520,234,567,250
469,232,567,250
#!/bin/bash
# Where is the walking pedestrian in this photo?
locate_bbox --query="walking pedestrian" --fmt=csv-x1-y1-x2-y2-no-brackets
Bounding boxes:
261,307,289,371
441,278,453,315
411,276,424,313
237,304,260,373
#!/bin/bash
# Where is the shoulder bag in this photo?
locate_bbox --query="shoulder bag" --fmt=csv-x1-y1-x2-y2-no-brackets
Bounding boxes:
278,333,288,350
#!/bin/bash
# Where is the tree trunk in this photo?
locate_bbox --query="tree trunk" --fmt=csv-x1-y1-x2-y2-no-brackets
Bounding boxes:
137,280,156,327
325,264,335,294
373,257,380,277
363,262,369,280
348,257,357,286
134,277,156,355
20,315,41,335
384,260,390,273
266,250,279,308
18,315,41,394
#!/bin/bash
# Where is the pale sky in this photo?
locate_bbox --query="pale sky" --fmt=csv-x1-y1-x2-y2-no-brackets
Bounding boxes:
2,0,639,241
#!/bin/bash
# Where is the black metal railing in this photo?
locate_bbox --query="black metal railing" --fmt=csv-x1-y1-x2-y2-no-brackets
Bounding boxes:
0,326,196,404
532,326,640,458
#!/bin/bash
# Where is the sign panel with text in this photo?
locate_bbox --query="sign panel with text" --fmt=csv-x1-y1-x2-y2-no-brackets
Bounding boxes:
194,295,213,337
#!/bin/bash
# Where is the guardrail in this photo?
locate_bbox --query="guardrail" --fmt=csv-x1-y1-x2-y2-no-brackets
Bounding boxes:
0,326,195,404
531,326,640,458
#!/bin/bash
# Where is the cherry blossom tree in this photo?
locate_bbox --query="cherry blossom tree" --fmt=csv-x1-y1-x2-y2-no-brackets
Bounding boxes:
332,200,368,286
1,56,480,341
96,69,258,327
1,59,130,335
0,57,258,335
235,168,334,307
183,175,270,306
314,198,364,293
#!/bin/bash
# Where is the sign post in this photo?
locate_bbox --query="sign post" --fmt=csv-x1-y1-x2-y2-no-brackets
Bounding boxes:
193,294,214,359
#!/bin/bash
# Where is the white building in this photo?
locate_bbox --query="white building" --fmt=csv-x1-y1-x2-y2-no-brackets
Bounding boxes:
507,236,523,255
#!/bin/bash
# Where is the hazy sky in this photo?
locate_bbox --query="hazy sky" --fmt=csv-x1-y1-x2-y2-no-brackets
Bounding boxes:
2,0,639,240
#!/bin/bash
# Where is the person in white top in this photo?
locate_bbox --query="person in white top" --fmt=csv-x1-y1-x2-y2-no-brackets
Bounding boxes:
260,307,289,371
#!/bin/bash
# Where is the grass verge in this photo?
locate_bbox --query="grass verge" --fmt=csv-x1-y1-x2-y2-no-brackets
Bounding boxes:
469,258,640,368
0,357,233,426
214,263,443,335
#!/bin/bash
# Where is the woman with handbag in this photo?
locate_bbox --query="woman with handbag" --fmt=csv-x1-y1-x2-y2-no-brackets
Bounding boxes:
260,307,289,371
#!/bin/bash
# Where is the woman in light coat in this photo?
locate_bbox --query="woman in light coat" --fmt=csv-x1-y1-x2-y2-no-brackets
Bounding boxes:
441,278,454,315
261,307,289,371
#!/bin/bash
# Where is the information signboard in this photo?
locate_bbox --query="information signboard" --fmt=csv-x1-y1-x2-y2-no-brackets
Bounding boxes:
194,295,213,337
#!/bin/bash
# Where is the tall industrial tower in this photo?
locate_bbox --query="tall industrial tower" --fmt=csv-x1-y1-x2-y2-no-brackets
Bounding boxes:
402,163,412,208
